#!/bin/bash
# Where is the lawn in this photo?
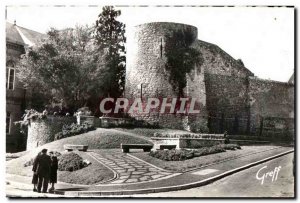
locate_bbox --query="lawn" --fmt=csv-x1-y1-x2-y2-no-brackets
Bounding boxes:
6,128,152,185
57,151,114,185
131,145,285,172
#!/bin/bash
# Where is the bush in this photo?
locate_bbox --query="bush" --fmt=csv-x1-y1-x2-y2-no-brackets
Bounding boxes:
24,151,61,167
54,122,95,140
149,144,241,161
58,152,84,172
152,132,224,139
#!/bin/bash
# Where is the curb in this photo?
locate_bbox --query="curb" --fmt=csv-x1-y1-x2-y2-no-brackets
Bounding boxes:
64,149,294,196
87,152,119,184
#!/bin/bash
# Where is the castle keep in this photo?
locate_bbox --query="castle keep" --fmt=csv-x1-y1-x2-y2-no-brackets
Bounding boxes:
125,22,294,139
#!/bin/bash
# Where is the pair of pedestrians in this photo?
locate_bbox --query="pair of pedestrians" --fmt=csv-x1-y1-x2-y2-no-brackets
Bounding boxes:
32,149,58,193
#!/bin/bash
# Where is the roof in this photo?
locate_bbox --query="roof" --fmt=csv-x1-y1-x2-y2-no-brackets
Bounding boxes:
6,21,45,47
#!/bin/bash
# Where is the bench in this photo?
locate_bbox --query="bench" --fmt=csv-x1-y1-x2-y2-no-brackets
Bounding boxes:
159,145,177,150
121,144,153,153
64,144,88,152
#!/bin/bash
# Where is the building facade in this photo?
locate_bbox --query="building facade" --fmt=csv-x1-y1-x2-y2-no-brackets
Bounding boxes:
6,21,44,152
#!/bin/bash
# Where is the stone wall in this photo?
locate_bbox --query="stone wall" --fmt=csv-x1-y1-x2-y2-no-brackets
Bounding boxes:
193,40,254,77
248,77,294,139
125,22,207,131
27,116,76,150
124,21,294,141
205,73,250,134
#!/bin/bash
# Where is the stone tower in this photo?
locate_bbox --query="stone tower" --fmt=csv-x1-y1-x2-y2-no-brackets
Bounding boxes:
125,22,208,132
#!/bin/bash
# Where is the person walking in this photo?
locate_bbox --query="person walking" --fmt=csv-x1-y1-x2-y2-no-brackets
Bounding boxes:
49,152,58,192
34,148,51,193
32,151,41,192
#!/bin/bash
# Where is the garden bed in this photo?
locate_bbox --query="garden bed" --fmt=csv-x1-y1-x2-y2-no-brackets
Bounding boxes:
149,144,241,161
132,145,284,172
151,132,224,149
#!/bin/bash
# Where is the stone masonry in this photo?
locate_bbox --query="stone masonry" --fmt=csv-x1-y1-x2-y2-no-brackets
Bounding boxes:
125,22,294,139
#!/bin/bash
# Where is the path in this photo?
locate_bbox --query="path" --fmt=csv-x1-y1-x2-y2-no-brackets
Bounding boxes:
88,151,179,185
132,153,295,197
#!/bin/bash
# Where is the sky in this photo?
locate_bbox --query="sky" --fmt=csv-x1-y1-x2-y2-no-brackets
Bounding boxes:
5,5,294,82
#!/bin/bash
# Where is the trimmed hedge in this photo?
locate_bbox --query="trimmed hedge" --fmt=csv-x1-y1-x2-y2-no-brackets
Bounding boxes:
149,144,241,161
58,152,84,172
152,132,224,139
54,122,95,140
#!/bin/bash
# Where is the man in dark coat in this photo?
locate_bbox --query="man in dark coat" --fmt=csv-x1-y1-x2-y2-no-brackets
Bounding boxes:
32,151,41,191
33,148,51,193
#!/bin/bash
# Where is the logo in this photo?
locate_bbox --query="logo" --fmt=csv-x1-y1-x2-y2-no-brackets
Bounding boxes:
98,97,201,115
256,165,281,185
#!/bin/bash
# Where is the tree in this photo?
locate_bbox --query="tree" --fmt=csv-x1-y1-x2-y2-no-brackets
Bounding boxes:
94,6,126,98
165,29,204,97
16,25,107,113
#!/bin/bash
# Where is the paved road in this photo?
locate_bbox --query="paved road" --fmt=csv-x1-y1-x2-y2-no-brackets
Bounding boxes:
133,153,295,198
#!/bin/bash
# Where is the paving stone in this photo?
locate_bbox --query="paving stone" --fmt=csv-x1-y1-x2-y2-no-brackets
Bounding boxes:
139,176,151,181
149,168,160,171
116,169,127,173
143,172,158,176
130,175,141,179
113,167,124,170
131,171,145,175
125,179,138,183
119,176,130,180
127,168,136,172
119,172,131,176
111,179,125,184
151,174,165,179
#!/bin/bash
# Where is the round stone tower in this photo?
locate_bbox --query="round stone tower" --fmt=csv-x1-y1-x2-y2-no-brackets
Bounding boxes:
125,22,208,132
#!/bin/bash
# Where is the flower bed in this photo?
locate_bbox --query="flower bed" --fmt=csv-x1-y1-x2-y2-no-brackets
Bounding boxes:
151,132,225,149
149,144,241,161
153,132,224,139
54,122,95,141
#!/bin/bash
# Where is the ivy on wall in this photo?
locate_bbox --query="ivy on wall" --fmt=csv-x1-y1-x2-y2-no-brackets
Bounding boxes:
164,29,204,97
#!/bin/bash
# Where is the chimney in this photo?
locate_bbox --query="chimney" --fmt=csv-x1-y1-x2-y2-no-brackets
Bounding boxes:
14,20,16,25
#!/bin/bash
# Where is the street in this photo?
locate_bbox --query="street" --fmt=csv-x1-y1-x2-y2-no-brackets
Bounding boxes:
134,153,295,198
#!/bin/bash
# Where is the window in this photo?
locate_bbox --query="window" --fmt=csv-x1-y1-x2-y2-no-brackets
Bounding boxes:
6,112,11,134
6,68,15,90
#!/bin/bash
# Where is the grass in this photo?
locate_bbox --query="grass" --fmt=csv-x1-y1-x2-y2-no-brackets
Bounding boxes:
6,128,151,185
58,151,114,185
132,145,284,172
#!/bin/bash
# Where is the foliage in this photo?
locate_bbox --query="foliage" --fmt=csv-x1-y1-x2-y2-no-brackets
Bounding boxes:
24,151,61,167
164,29,204,96
58,152,85,172
54,122,96,140
16,25,107,112
94,6,126,98
14,109,47,133
149,144,241,161
152,132,224,139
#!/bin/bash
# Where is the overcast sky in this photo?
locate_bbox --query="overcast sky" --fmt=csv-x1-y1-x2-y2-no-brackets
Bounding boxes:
6,5,294,82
